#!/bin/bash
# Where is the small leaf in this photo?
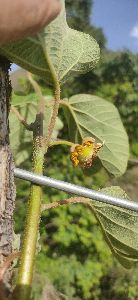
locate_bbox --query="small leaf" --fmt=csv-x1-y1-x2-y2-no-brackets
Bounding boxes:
10,94,63,164
0,0,100,84
63,94,129,176
89,186,138,268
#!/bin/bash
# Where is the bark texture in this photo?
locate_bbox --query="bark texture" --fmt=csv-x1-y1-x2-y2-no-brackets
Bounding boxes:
0,56,16,295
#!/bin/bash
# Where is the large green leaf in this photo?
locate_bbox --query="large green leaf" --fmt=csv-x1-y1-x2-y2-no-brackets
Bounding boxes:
0,0,100,84
10,93,63,164
63,94,129,176
90,186,138,268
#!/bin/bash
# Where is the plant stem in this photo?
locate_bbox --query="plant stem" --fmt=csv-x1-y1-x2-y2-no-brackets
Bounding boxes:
45,82,60,152
18,150,43,284
49,140,73,148
12,146,44,300
13,35,61,300
12,84,45,300
41,197,91,212
37,34,61,152
11,106,32,130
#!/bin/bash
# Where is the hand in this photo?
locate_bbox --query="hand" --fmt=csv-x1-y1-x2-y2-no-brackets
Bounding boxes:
0,0,61,44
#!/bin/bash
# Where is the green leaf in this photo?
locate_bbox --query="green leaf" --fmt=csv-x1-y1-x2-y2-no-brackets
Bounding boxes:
10,93,63,164
63,94,129,176
12,92,38,106
90,186,138,268
0,0,100,84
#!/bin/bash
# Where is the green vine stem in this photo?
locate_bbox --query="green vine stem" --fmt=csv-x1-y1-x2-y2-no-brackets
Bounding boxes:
12,143,44,300
12,36,61,300
45,82,60,152
37,33,61,152
18,149,43,283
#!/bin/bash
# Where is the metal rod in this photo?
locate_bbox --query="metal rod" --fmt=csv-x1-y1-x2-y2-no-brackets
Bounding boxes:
14,168,138,212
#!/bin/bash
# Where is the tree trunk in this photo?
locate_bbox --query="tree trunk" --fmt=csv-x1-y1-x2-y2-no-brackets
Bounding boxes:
0,56,16,297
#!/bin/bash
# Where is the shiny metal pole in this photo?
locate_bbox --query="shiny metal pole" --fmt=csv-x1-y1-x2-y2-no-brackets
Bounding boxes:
14,168,138,212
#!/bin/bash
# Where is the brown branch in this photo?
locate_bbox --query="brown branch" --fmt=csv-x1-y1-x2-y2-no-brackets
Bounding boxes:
10,106,33,130
41,197,90,212
0,251,20,282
